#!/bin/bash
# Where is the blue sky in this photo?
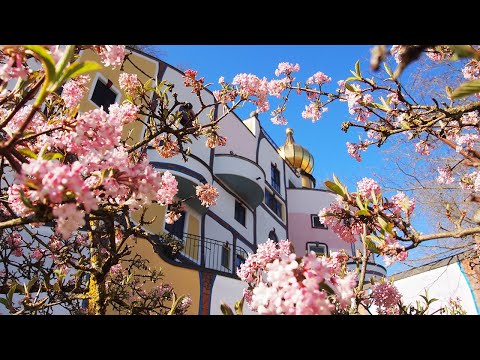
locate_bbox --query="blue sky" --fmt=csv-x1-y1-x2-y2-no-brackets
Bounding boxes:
153,45,431,274
155,45,378,189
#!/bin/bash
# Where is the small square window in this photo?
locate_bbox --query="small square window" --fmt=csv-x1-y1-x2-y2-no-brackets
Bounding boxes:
234,201,246,226
311,214,328,229
265,190,282,218
91,77,118,111
306,242,327,257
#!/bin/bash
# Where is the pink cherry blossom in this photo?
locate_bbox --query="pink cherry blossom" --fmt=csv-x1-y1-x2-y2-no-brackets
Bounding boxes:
390,191,415,217
462,59,480,80
205,133,227,149
6,232,23,257
371,280,402,315
62,75,91,108
108,102,139,125
356,177,381,198
165,211,182,225
274,62,300,77
301,102,327,122
183,69,204,93
95,45,125,68
415,140,432,156
232,73,269,113
318,204,363,244
437,167,454,184
32,247,45,261
346,141,368,162
461,111,479,125
0,48,29,82
52,203,85,239
195,183,219,207
271,114,287,125
119,73,141,97
306,71,331,86
455,134,479,152
152,134,180,158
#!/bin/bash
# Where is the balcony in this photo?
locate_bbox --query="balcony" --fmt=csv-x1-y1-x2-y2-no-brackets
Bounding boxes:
148,147,213,215
347,261,387,282
214,154,265,208
154,232,250,278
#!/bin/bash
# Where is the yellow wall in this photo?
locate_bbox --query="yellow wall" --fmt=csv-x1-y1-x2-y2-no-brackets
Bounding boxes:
80,49,202,315
77,49,157,146
128,204,202,315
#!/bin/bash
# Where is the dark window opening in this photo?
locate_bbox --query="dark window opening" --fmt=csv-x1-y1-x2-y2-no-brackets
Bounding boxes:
271,164,281,193
221,242,230,269
165,210,186,240
268,228,278,243
288,180,296,189
311,214,328,229
265,190,282,218
91,77,117,112
234,201,246,226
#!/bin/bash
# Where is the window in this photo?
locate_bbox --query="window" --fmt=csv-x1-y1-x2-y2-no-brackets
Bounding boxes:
234,201,246,226
165,210,186,240
91,77,118,111
311,214,328,229
271,164,281,193
306,242,328,257
351,243,356,257
265,190,282,218
288,180,296,189
268,228,278,243
221,242,230,269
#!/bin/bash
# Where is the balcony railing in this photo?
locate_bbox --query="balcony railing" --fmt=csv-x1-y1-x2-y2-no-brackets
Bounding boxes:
154,232,250,278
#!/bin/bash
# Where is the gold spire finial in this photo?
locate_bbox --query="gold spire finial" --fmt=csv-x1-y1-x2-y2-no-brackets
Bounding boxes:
286,128,294,135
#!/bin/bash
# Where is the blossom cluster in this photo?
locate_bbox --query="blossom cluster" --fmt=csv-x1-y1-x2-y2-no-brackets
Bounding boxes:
239,240,356,315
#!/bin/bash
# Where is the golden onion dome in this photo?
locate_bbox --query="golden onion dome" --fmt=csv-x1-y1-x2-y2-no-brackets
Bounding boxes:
278,128,314,174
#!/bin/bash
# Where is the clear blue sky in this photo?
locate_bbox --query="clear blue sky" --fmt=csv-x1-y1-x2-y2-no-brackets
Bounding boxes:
154,45,427,274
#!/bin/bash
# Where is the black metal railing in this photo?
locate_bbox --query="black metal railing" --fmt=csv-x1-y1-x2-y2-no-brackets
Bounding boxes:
156,232,250,278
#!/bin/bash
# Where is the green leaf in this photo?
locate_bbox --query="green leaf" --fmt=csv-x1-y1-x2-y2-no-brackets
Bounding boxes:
17,147,37,160
344,82,357,92
23,46,56,85
42,152,64,161
51,61,101,92
451,80,480,99
355,195,365,210
19,190,34,209
365,238,380,254
26,277,38,293
0,298,8,307
344,76,358,83
448,45,480,60
234,297,245,315
350,70,360,79
383,62,393,77
355,60,361,77
220,302,234,315
7,283,17,306
324,181,345,197
356,209,371,217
